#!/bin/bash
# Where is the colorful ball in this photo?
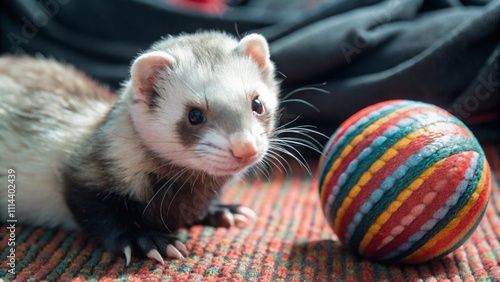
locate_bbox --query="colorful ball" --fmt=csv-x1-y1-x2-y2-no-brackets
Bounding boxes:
318,100,491,264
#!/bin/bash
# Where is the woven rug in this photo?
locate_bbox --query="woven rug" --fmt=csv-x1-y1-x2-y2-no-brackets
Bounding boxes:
1,147,499,281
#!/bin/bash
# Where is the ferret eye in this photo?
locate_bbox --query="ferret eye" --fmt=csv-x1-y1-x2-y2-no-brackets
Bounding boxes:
188,109,206,125
252,97,264,115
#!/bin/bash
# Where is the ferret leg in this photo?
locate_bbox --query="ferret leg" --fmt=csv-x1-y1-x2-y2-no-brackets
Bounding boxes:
64,181,188,265
198,202,258,228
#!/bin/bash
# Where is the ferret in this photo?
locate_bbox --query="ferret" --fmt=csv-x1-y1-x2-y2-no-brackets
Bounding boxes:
0,31,280,265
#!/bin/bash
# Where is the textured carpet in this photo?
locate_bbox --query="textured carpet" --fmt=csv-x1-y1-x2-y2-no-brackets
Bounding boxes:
1,147,499,281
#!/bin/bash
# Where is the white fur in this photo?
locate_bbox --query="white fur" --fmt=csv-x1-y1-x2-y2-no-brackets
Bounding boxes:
194,125,269,176
103,89,163,201
131,51,176,102
0,76,111,229
128,42,277,177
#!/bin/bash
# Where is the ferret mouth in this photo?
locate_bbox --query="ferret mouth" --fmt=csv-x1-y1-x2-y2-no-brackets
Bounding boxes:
212,165,248,176
199,151,265,177
210,157,261,176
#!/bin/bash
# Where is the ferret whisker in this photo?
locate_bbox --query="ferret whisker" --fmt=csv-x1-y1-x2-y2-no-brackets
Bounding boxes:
277,148,312,176
197,142,221,149
244,167,256,182
262,158,278,178
273,126,328,148
248,164,259,178
190,172,200,193
259,157,278,176
274,125,328,139
264,160,281,176
255,162,271,181
151,171,171,188
271,138,324,156
172,72,203,99
143,179,171,215
273,125,324,135
160,169,192,231
270,144,313,176
264,150,290,175
143,155,202,170
279,99,320,112
281,83,329,100
277,70,287,79
272,135,321,149
282,134,322,146
274,115,302,131
142,167,190,222
274,150,293,175
237,58,246,92
271,124,328,163
267,146,292,174
164,169,194,226
264,160,276,179
274,133,324,151
234,22,241,39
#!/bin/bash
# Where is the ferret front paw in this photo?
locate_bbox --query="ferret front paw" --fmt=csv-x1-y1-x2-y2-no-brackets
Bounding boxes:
203,204,257,228
114,231,188,265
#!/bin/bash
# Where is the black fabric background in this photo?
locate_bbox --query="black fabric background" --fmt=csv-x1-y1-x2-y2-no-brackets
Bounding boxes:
1,0,498,146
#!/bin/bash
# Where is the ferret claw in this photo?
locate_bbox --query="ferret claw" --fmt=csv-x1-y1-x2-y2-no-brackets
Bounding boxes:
115,232,184,265
237,206,257,221
222,210,236,226
166,244,185,260
233,214,248,227
175,240,189,257
147,249,165,264
202,204,257,228
123,245,132,266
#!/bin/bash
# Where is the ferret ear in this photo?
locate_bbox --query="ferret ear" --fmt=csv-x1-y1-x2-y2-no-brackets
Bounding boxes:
237,34,274,77
131,51,176,103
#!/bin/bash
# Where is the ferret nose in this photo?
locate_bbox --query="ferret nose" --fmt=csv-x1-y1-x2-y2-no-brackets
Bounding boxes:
231,141,258,164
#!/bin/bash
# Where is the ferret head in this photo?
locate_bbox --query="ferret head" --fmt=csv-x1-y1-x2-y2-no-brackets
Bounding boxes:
127,32,279,176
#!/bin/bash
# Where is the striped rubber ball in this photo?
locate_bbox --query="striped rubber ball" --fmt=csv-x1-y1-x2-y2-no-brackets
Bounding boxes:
318,100,491,264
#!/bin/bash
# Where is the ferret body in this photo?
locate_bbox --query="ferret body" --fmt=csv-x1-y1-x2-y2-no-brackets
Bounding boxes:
0,31,279,264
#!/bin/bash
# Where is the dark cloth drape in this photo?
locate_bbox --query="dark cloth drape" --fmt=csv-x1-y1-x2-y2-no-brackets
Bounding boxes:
1,0,498,144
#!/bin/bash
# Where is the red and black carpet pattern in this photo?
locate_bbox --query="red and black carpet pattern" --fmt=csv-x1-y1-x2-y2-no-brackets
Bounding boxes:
1,146,499,281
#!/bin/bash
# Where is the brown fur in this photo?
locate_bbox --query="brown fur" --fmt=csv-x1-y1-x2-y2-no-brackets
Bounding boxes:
0,56,116,103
